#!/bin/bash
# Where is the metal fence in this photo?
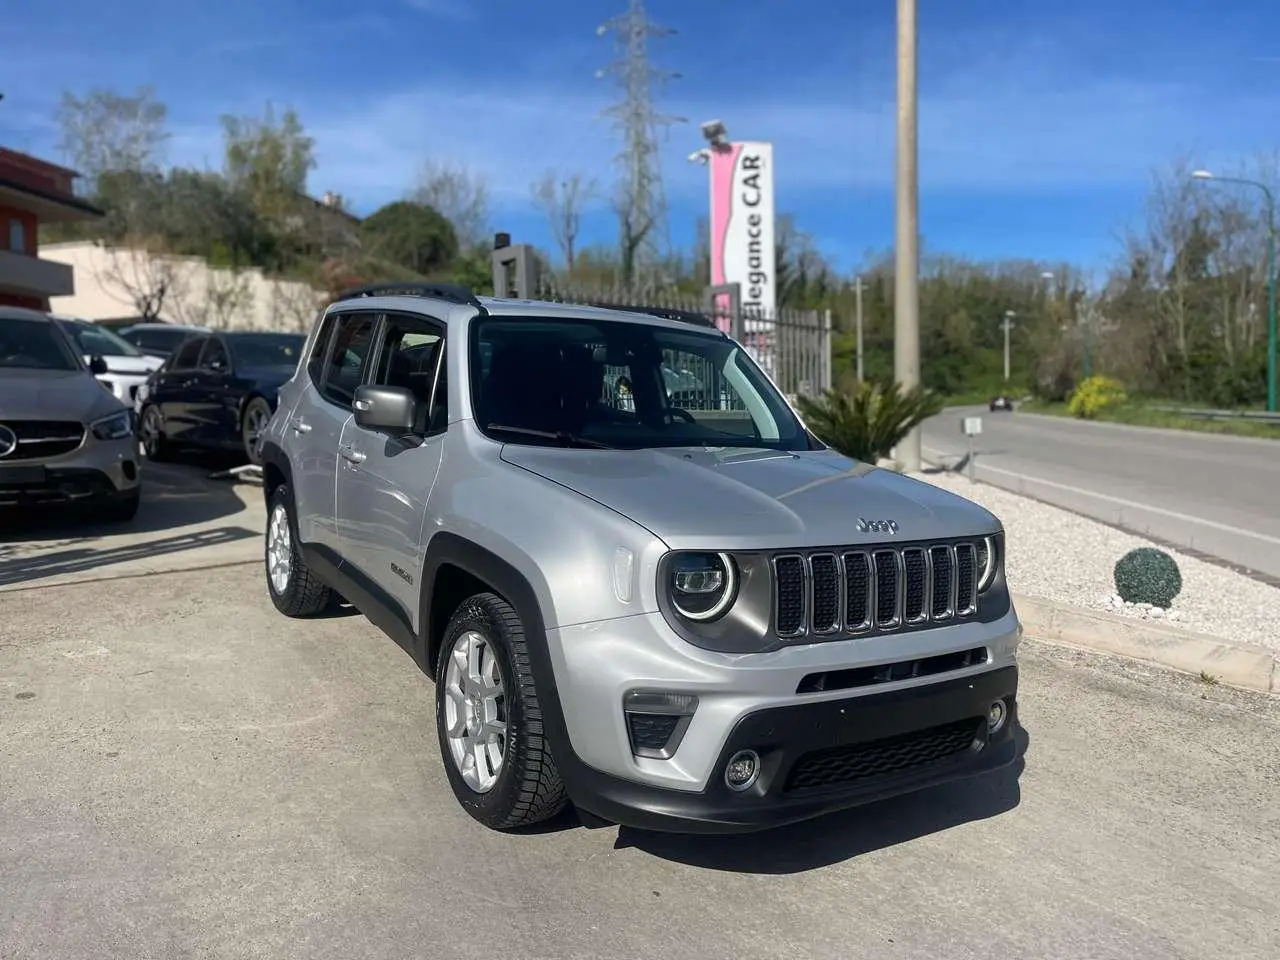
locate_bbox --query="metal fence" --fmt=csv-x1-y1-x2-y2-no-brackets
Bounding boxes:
534,276,833,399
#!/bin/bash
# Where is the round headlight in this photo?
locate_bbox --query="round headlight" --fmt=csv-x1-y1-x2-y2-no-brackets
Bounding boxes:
977,535,998,593
668,552,737,622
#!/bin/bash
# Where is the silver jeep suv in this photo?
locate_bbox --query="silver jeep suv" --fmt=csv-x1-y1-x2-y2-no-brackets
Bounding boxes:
260,284,1021,835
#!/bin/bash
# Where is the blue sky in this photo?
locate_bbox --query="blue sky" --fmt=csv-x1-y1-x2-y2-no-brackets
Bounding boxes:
2,0,1277,279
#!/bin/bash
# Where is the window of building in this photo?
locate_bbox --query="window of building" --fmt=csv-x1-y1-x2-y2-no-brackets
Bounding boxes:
8,219,26,254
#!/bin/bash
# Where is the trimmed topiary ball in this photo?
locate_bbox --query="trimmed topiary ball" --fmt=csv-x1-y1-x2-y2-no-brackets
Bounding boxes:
1113,547,1182,609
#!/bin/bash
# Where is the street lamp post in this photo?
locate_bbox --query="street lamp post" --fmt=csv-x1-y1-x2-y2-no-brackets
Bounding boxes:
1192,170,1278,413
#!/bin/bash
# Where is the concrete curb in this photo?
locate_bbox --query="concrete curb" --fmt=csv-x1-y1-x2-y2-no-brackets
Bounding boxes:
1014,592,1279,695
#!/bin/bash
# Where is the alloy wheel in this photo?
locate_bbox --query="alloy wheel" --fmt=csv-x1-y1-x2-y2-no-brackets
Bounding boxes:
442,630,508,793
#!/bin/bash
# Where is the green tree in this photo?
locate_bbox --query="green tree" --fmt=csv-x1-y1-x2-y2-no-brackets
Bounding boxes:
55,85,169,193
360,200,459,275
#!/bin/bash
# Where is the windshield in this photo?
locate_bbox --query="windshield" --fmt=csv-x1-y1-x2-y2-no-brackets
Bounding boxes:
227,333,306,369
469,316,812,451
61,320,143,357
0,317,80,371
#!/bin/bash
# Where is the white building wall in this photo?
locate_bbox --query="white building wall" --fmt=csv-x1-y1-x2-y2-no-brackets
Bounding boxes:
41,240,326,332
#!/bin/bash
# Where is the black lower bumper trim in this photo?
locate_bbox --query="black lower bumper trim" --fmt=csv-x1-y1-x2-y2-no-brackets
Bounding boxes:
0,466,122,507
561,665,1020,835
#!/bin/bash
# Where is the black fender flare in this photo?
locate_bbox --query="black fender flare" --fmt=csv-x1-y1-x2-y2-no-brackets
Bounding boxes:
418,532,585,784
258,439,292,503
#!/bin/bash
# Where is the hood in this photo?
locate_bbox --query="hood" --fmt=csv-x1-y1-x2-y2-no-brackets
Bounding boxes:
499,444,1001,551
92,354,162,376
0,368,125,422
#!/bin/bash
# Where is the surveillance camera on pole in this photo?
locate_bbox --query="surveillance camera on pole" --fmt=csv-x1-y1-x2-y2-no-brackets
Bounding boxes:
699,119,729,149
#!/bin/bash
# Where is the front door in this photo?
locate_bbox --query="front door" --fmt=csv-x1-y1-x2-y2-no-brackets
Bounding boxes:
335,311,449,624
152,335,207,444
291,310,378,550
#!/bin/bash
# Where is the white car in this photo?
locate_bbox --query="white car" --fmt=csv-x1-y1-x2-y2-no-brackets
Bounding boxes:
54,317,164,406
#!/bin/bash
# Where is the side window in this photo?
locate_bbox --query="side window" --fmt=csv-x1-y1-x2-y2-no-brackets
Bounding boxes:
170,337,206,371
317,312,377,408
198,337,229,372
306,314,337,386
372,313,447,433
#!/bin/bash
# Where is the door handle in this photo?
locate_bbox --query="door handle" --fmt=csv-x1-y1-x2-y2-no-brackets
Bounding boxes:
289,416,311,434
339,443,366,465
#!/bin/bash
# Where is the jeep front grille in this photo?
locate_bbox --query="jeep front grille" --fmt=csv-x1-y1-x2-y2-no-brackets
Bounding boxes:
772,539,990,640
0,420,86,460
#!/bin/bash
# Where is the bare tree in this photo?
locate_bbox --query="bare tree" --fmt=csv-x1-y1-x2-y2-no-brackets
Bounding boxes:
269,279,326,332
171,268,256,330
410,160,491,249
531,170,597,273
95,239,188,321
55,86,169,192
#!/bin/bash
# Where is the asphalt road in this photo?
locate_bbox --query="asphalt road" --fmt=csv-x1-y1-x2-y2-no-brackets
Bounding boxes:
920,407,1280,580
4,563,1278,960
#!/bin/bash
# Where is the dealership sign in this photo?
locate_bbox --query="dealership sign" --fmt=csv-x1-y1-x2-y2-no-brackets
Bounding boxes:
709,140,776,329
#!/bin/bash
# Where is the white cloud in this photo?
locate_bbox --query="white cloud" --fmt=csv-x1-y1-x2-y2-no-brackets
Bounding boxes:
153,61,1270,220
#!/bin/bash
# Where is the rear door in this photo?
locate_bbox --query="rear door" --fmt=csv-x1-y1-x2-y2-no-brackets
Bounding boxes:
289,310,379,550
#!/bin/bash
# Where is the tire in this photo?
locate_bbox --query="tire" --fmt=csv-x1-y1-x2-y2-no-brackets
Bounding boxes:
241,397,273,466
264,482,332,617
100,487,140,523
138,404,170,462
435,592,567,830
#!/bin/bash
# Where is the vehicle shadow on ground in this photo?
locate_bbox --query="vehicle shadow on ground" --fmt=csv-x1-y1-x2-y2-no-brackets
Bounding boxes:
0,526,259,587
0,452,262,587
1,453,253,544
611,726,1030,874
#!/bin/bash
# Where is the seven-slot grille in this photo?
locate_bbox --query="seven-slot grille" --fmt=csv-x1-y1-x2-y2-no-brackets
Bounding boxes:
772,539,991,639
0,420,86,460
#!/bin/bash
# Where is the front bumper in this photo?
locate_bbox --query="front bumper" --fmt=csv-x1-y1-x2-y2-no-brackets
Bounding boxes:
0,434,140,508
545,607,1021,833
562,665,1019,834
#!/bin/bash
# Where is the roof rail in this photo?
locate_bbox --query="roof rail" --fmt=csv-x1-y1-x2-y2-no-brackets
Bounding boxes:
591,302,719,329
335,282,488,312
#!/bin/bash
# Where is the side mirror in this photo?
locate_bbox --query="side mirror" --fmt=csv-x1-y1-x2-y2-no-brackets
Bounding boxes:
89,355,109,375
353,384,417,434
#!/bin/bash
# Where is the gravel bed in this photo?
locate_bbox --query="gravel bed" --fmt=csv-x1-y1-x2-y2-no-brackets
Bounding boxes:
908,469,1280,653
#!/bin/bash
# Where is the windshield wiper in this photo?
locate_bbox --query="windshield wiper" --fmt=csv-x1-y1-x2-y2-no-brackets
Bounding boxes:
486,424,616,449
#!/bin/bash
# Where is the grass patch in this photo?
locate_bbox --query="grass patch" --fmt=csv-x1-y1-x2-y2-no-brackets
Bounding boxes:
1019,399,1280,440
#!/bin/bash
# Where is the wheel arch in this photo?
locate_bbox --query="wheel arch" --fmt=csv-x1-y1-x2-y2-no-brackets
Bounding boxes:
259,439,292,507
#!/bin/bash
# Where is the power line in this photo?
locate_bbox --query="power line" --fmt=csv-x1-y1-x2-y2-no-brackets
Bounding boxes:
596,0,685,284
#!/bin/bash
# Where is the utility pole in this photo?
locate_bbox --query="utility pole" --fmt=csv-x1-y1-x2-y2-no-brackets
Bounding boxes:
855,275,865,381
597,0,685,287
1001,310,1016,382
894,0,921,471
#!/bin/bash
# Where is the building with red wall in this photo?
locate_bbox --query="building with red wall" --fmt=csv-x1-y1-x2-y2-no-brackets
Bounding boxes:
0,147,104,311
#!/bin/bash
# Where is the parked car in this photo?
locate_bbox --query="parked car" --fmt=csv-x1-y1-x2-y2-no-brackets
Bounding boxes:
53,316,163,405
116,322,211,360
989,395,1014,412
0,306,141,520
136,330,307,465
259,283,1021,836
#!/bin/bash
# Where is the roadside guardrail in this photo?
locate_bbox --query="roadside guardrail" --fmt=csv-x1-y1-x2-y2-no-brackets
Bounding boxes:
1147,405,1280,425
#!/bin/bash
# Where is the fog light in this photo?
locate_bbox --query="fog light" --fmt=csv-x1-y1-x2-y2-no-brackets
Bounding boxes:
724,749,760,792
987,699,1008,734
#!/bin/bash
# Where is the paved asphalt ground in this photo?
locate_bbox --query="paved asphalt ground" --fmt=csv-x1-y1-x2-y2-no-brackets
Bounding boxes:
920,407,1280,580
4,555,1279,957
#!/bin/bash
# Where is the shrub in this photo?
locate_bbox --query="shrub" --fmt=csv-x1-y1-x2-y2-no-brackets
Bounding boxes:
1067,375,1126,420
1113,547,1182,609
793,379,945,464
